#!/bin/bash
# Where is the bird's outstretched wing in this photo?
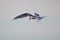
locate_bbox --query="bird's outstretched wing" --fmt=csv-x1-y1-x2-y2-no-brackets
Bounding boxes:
13,13,33,20
34,13,40,16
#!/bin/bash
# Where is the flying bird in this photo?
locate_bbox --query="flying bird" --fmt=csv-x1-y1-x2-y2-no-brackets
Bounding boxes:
13,13,46,21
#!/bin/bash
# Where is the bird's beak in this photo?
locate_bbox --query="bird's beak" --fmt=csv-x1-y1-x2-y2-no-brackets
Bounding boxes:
41,16,47,19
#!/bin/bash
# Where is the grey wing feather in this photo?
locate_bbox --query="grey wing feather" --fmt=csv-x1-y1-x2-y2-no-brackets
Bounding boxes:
13,13,33,20
34,13,40,16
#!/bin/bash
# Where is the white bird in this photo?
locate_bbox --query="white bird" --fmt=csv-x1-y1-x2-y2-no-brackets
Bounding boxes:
13,13,46,21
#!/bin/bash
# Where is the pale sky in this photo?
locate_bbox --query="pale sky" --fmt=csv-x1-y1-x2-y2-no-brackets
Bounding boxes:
0,0,60,40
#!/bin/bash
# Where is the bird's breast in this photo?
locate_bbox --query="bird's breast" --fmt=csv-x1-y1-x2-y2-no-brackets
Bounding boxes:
30,16,36,19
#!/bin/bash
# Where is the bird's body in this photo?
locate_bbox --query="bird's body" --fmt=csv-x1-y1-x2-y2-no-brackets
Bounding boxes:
13,13,46,21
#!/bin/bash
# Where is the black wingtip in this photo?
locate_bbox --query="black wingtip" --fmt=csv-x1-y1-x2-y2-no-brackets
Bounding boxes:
34,13,39,16
13,17,17,20
13,18,16,20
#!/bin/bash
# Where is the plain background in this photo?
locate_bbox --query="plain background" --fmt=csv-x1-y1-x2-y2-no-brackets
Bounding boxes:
0,0,60,40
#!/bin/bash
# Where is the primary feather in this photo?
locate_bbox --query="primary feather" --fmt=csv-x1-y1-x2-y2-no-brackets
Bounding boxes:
34,13,40,16
13,13,33,20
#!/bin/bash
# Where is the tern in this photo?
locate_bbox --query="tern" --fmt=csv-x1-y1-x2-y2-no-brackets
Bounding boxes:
13,13,46,21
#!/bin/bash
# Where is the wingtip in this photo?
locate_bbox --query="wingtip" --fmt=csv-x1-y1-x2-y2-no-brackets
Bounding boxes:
13,18,15,20
13,17,17,20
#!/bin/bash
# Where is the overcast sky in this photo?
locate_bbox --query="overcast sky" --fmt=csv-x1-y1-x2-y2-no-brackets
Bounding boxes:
0,0,60,40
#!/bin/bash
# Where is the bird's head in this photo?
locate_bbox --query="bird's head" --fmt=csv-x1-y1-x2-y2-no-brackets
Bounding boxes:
37,16,47,20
